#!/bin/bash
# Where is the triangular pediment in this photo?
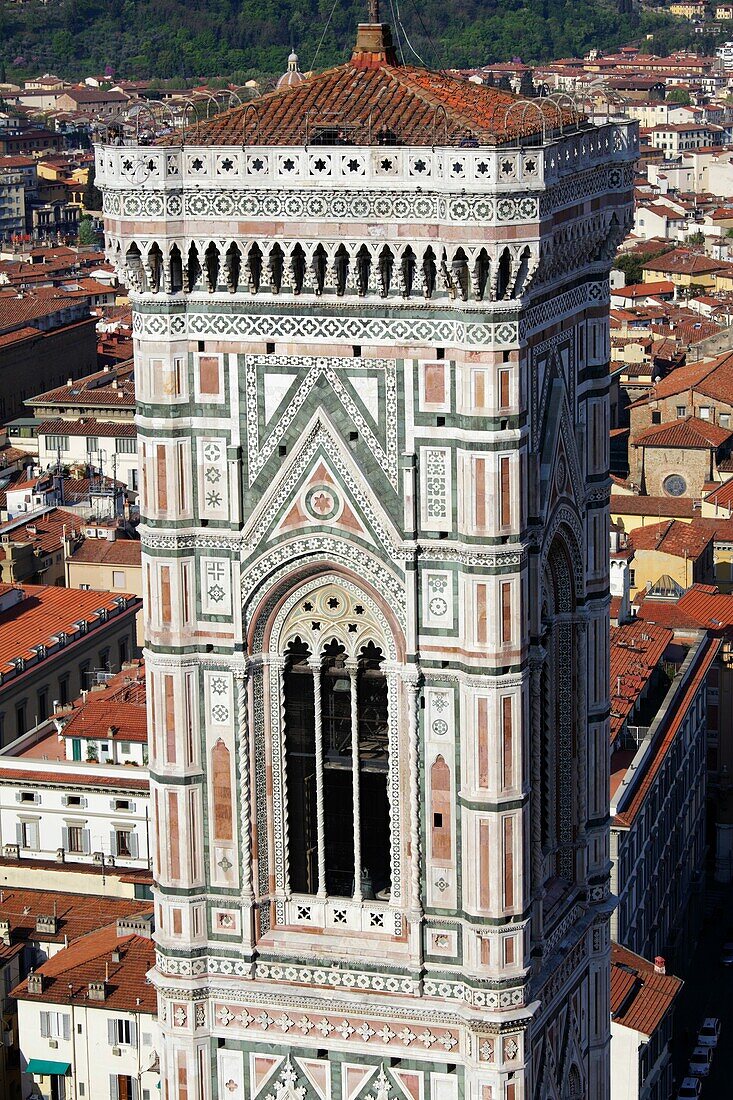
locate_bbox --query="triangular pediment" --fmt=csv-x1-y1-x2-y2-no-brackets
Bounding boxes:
246,353,399,490
244,412,402,559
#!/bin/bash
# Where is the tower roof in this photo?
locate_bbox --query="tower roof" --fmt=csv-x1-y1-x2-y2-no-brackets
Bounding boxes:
194,21,575,147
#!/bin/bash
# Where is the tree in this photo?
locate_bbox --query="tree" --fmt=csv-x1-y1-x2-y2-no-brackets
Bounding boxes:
83,162,102,211
77,215,97,246
686,229,705,246
667,88,691,106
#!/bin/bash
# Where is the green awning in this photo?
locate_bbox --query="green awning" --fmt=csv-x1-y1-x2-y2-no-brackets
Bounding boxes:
27,1060,71,1076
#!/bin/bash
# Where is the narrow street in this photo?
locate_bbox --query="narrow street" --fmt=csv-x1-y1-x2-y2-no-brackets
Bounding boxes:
671,881,733,1097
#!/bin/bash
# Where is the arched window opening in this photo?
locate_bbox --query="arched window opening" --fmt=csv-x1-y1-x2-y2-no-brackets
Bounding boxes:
312,244,327,296
497,247,512,299
378,246,393,297
540,535,578,893
356,245,371,297
334,245,349,297
322,639,354,895
356,641,390,899
567,1066,582,1100
283,637,317,895
422,247,436,299
401,247,416,298
147,243,163,293
280,591,392,903
125,243,146,291
247,243,262,293
474,248,490,300
291,244,306,294
269,244,284,293
451,247,469,301
186,243,201,292
225,242,241,293
204,241,220,292
513,245,531,296
169,245,183,294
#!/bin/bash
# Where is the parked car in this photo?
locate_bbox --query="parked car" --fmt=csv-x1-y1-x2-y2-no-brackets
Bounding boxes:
721,942,733,966
688,1047,712,1077
677,1078,702,1100
698,1017,721,1047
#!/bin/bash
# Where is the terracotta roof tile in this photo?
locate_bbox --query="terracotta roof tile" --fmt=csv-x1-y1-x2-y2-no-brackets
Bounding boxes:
0,507,83,556
13,926,156,1013
614,635,717,827
0,767,148,790
195,37,572,147
610,621,673,742
0,584,138,675
629,519,715,558
676,584,733,629
611,943,682,1036
642,248,725,275
28,360,134,410
631,415,732,449
610,494,696,519
704,476,733,510
70,538,141,567
0,887,149,947
37,417,136,438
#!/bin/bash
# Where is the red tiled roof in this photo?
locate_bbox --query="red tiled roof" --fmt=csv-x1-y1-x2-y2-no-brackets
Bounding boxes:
0,507,82,556
62,667,147,743
676,584,733,629
638,349,733,405
0,766,148,790
610,494,696,519
0,887,149,947
610,944,682,1037
631,415,732,449
642,249,725,275
0,292,89,335
196,28,572,146
37,417,136,438
632,593,705,630
0,326,42,349
613,280,676,298
610,620,673,742
0,584,137,676
28,360,134,409
614,635,717,828
13,926,156,1012
629,519,714,558
704,476,733,511
70,538,141,566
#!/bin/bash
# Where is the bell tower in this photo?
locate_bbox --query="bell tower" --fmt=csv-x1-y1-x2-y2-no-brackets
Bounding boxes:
98,28,636,1100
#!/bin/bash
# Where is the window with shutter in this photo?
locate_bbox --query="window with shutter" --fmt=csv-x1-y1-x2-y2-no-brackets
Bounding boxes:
110,1074,120,1100
63,1015,71,1041
108,1019,116,1045
40,1012,50,1038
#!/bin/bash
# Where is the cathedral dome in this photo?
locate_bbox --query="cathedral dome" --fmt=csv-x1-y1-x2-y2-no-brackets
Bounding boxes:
276,50,305,90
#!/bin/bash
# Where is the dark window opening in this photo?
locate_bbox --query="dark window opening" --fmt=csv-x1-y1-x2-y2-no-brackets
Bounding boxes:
283,636,391,900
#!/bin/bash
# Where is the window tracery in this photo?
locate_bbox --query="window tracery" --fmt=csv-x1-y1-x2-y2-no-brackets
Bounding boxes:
278,581,395,901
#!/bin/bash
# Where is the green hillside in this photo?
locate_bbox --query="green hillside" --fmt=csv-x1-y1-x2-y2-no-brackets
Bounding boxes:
0,0,718,84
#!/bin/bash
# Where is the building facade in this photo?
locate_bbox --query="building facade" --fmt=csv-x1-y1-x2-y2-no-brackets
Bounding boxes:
98,19,636,1100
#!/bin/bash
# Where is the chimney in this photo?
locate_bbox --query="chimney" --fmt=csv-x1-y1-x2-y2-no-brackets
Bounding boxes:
87,980,107,1002
27,971,44,994
654,955,666,974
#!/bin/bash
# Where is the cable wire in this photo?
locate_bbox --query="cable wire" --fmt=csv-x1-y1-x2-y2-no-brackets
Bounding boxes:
308,0,340,75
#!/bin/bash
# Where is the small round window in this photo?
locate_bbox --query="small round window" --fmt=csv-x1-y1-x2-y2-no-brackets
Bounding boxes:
663,474,687,497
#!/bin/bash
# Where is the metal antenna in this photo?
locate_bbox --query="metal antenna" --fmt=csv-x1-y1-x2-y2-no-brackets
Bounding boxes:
369,0,380,20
